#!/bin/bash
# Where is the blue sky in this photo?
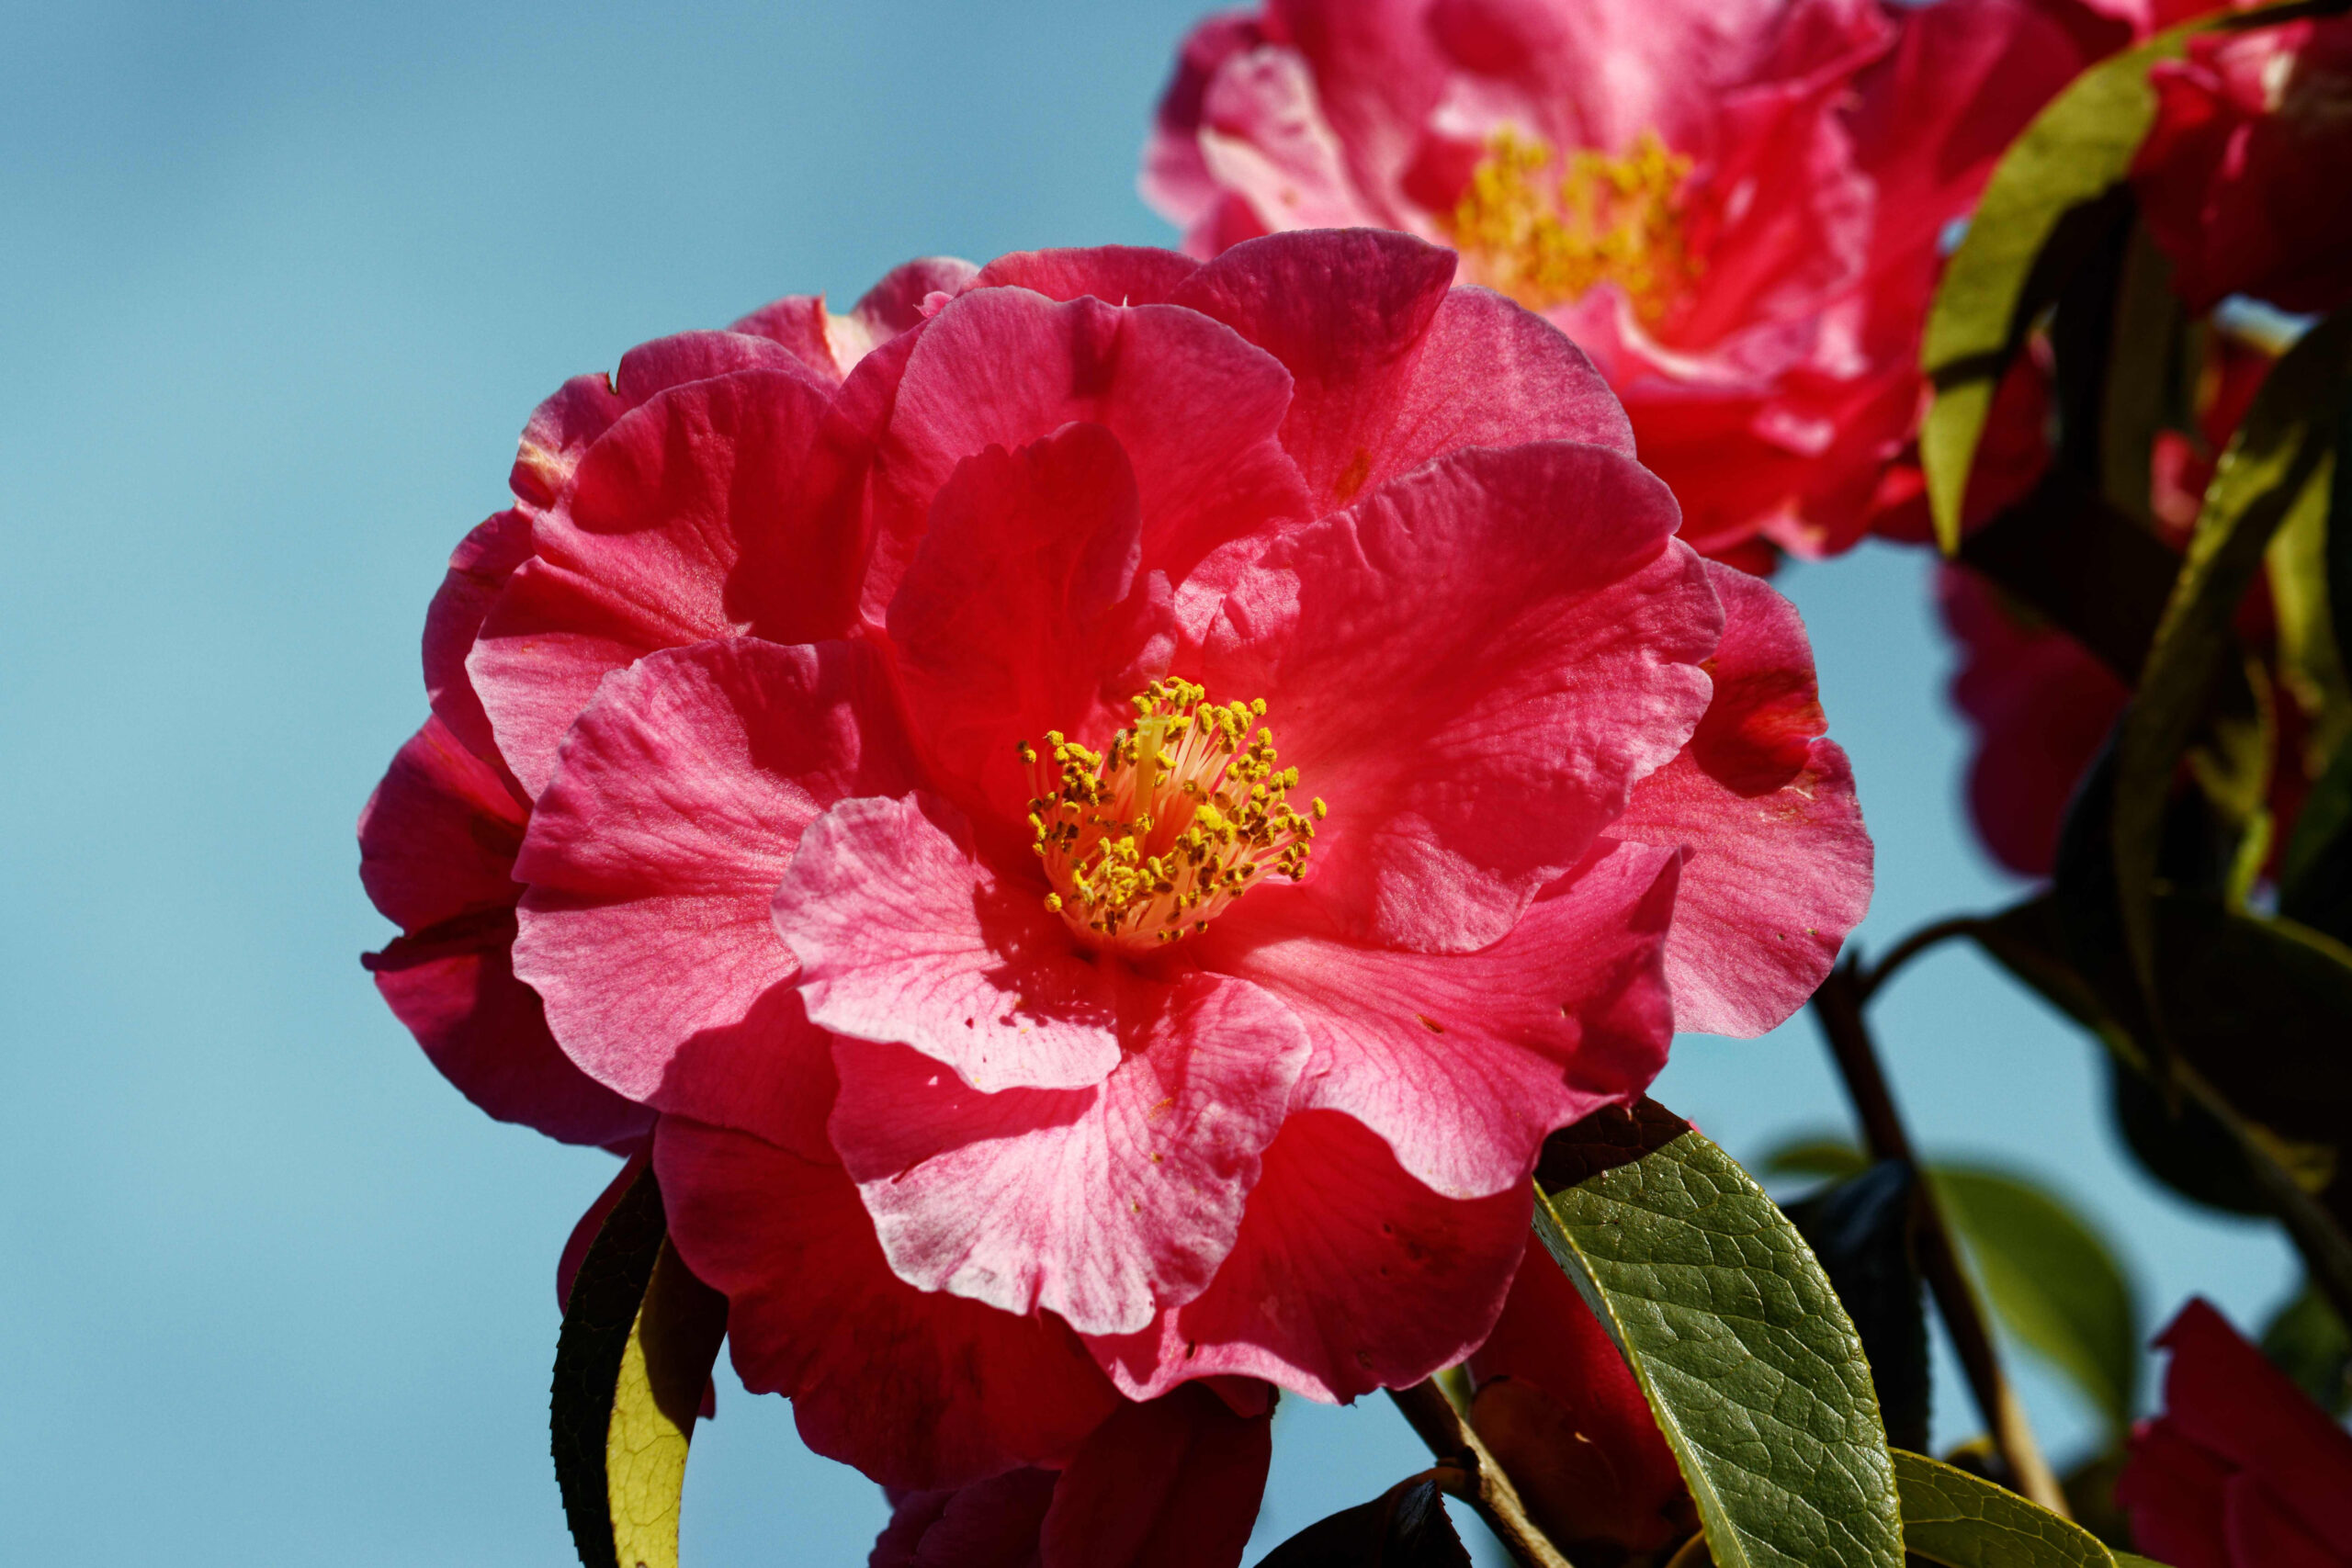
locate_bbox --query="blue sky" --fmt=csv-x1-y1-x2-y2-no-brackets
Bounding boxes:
0,3,2298,1562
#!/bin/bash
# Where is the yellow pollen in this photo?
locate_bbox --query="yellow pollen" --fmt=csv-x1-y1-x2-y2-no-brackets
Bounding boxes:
1446,126,1698,321
1022,677,1320,952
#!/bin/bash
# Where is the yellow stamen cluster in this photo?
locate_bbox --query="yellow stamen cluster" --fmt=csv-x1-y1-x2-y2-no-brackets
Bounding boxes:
1021,679,1322,951
1447,127,1699,321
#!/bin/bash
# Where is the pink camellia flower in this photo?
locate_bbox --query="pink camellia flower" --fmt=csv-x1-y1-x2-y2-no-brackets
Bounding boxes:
462,229,1870,1501
868,1384,1271,1568
357,257,973,1146
2133,15,2352,315
1144,0,2103,564
2115,1298,2352,1567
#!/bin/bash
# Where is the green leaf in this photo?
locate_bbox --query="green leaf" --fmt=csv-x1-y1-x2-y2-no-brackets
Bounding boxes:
1783,1163,1932,1454
1919,0,2338,552
2264,435,2352,765
1892,1450,2122,1568
1759,1139,1870,1185
1965,891,2352,1325
1932,1168,2139,1442
2114,308,2352,1035
1252,1476,1472,1568
2100,227,2185,527
2281,735,2352,945
551,1164,729,1568
1532,1100,1905,1568
1921,45,2158,549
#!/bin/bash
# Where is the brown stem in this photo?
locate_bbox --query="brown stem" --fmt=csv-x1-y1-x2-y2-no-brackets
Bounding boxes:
1854,916,1986,1003
1388,1381,1577,1568
1810,957,2070,1517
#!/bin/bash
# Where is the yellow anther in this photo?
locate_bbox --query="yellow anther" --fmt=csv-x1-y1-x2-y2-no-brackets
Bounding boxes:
1017,679,1325,953
1448,126,1698,321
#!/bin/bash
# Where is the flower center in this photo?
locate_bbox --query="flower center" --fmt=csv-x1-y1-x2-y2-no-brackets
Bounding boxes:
1446,127,1698,321
1020,678,1322,952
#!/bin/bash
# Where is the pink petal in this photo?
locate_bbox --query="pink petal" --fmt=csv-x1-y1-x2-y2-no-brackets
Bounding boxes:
825,962,1308,1337
732,259,983,385
1939,562,2127,879
1197,841,1680,1200
611,329,827,405
884,424,1178,838
1199,440,1716,953
358,716,526,933
1088,1109,1534,1405
1467,1238,1689,1545
863,284,1310,626
366,927,651,1148
1171,229,1633,512
657,1120,1118,1489
774,793,1125,1094
1611,562,1871,1037
2224,1474,2342,1568
514,638,916,1159
508,371,629,511
2117,1416,2234,1568
422,508,537,770
1143,14,1277,252
1039,1383,1272,1568
1191,45,1384,240
970,247,1203,307
721,296,842,383
470,367,844,796
844,257,986,339
872,1469,1057,1568
2153,1300,2352,1553
358,717,649,1147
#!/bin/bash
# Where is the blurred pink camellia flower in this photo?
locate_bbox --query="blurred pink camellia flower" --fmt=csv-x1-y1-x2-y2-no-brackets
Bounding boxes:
2116,1299,2352,1568
2132,13,2352,315
363,231,1871,1514
1144,0,2104,564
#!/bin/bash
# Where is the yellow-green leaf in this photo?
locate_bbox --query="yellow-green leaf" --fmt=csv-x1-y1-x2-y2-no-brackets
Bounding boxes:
1893,1450,2127,1568
551,1164,729,1568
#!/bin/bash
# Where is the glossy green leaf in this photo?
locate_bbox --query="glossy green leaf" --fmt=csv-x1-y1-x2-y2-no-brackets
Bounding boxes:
1532,1100,1905,1568
1919,0,2335,551
1953,475,2180,684
1892,1450,2124,1568
1252,1476,1472,1568
1921,58,2157,549
1933,1168,2139,1441
1784,1163,1931,1454
551,1164,729,1568
2114,309,2352,1032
